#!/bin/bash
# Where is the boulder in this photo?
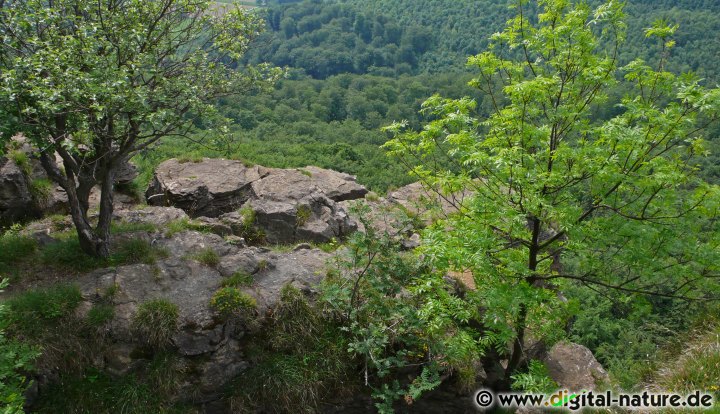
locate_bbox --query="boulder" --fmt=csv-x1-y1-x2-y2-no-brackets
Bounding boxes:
388,181,470,219
542,342,609,391
145,158,270,217
248,169,356,243
0,156,34,223
248,247,331,311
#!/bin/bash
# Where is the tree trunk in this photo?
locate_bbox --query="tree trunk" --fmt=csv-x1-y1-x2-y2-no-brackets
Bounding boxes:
94,166,115,258
504,217,542,380
38,150,112,258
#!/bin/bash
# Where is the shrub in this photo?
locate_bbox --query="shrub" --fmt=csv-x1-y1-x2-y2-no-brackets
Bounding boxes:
192,248,220,267
164,218,210,237
653,320,720,394
132,299,179,349
511,360,559,393
210,287,256,318
239,206,255,226
229,286,354,413
365,191,380,202
0,279,40,412
39,238,106,272
40,237,164,272
110,221,157,234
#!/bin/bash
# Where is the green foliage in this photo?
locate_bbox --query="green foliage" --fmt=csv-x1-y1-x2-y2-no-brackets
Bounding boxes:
8,150,30,176
192,248,220,268
0,0,281,258
567,284,701,390
0,279,40,413
511,360,558,393
164,218,211,237
34,359,190,414
221,271,254,288
209,287,256,318
383,0,720,384
245,1,433,78
5,284,83,337
29,178,53,207
110,221,157,234
321,205,481,410
653,320,720,394
132,300,179,349
0,230,37,273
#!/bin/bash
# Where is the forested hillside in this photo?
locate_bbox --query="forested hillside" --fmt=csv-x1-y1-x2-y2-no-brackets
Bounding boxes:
139,0,720,192
340,0,720,78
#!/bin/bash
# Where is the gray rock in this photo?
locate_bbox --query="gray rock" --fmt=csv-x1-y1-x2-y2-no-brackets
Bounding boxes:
247,169,356,243
70,227,334,404
250,248,331,310
301,166,368,201
0,156,33,223
543,342,610,391
145,158,270,218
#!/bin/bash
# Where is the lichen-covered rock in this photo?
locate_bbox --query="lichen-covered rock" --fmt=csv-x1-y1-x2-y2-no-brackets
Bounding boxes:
113,206,188,226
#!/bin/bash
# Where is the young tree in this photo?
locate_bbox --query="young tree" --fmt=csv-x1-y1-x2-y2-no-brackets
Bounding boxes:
0,0,281,257
384,0,720,386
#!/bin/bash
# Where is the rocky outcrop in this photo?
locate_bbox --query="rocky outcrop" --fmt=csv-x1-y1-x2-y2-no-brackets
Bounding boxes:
145,159,366,244
543,342,610,390
73,222,333,403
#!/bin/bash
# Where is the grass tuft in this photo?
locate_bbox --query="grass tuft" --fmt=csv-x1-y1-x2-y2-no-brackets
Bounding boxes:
131,299,179,349
221,271,254,288
192,248,220,267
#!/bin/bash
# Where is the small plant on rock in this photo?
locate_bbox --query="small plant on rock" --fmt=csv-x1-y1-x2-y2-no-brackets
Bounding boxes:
296,205,312,227
210,287,256,320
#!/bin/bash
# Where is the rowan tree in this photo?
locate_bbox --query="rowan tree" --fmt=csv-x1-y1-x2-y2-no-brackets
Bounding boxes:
384,0,720,386
0,0,281,257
